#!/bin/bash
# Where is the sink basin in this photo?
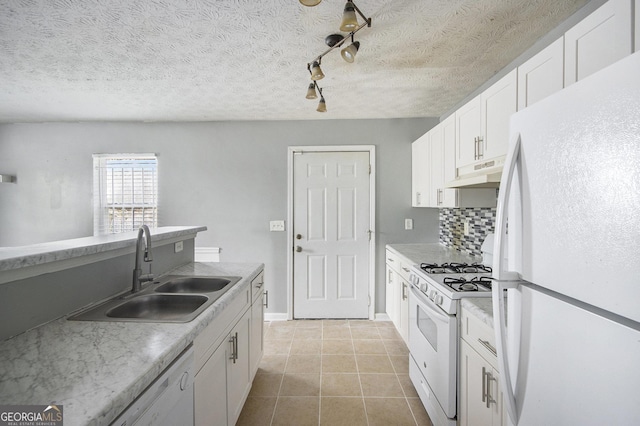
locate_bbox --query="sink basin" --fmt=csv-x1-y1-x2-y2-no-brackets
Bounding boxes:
106,294,208,320
68,274,242,323
155,276,239,293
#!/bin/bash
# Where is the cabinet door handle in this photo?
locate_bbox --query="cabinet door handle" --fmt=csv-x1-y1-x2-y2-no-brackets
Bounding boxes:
478,136,484,159
416,192,421,206
478,338,497,356
482,367,497,408
229,332,238,364
263,290,269,308
482,366,487,403
486,371,496,408
402,267,410,273
474,137,478,160
402,283,407,300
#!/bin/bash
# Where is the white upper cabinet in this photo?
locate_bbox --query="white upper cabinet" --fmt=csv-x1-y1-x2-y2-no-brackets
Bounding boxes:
411,132,430,207
429,122,445,207
455,95,482,170
455,69,516,176
564,0,633,86
480,69,518,162
518,37,564,109
412,116,496,208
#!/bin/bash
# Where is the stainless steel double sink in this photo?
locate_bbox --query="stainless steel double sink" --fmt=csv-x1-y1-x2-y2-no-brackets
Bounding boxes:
68,275,241,323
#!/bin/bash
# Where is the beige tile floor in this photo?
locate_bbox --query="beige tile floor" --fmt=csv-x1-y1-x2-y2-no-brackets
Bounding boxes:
237,320,434,426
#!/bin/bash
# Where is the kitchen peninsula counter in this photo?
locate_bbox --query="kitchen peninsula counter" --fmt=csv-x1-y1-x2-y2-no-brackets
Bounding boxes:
0,261,263,426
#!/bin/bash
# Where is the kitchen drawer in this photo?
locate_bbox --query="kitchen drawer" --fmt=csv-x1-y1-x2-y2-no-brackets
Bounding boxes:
385,249,400,269
461,308,498,370
251,270,265,303
385,249,413,281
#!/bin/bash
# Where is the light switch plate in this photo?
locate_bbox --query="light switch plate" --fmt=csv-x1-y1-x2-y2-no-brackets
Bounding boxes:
270,220,285,232
404,218,413,230
174,241,183,253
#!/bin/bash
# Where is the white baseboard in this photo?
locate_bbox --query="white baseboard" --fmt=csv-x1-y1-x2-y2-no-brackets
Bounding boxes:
264,313,391,322
375,313,391,321
264,313,289,321
194,247,221,262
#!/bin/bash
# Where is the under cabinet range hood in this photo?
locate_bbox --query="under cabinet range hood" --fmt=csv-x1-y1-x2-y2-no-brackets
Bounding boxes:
446,155,505,188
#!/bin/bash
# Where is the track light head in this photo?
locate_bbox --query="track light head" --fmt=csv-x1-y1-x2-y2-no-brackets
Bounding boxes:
340,1,358,32
310,61,325,80
341,41,360,63
306,83,318,99
317,96,327,112
299,0,322,6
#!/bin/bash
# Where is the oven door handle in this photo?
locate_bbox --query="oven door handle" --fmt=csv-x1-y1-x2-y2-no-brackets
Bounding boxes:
410,284,450,323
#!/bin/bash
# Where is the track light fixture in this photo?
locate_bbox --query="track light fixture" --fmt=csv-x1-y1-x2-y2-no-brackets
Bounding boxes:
304,0,372,112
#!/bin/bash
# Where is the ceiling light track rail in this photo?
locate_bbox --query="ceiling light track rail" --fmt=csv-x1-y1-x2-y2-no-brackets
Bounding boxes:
302,0,372,112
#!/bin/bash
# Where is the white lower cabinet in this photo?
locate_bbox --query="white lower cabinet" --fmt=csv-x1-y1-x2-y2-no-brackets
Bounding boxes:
460,340,503,426
249,271,265,381
195,340,228,426
459,308,506,426
385,248,410,344
227,310,251,426
193,270,264,426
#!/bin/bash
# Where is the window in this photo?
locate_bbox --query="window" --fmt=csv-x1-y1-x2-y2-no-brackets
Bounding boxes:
93,154,158,235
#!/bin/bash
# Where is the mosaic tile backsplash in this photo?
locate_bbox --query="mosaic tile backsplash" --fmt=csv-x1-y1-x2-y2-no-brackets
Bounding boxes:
439,207,496,256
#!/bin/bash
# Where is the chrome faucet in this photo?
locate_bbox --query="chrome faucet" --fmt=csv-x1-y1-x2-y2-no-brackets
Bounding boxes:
132,224,154,293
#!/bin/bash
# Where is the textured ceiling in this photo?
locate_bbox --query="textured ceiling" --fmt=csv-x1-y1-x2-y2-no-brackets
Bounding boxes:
0,0,589,122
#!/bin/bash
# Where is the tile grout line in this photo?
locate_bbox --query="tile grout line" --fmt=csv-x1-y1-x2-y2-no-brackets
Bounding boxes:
351,322,372,426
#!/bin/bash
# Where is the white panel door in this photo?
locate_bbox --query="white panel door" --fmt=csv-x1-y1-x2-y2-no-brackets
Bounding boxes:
564,0,632,86
517,37,564,110
293,151,371,318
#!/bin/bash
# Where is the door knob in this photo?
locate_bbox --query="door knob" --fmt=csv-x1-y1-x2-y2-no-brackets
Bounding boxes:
296,234,302,240
295,246,302,252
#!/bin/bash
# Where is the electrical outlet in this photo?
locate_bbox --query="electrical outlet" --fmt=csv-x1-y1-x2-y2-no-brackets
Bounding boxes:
270,220,285,232
463,220,470,236
404,218,413,230
174,241,184,253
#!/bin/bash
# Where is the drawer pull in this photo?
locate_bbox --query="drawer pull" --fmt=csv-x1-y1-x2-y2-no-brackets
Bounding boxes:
478,338,497,356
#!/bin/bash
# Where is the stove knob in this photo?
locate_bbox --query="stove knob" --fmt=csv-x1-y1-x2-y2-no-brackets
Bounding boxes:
429,291,436,301
435,294,444,305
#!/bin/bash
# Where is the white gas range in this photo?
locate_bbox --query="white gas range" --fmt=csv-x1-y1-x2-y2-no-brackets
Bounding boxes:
408,261,493,426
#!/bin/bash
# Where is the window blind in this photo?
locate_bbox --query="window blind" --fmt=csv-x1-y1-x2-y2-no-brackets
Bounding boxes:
93,154,158,235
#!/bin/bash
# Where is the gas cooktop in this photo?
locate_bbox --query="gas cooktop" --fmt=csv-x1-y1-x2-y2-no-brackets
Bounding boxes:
420,262,492,274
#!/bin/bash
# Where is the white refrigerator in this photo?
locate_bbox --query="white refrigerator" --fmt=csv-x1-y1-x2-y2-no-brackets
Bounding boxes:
492,50,640,426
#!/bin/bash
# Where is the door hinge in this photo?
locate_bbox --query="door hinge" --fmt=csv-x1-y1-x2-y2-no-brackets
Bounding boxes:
369,164,372,174
368,230,372,241
368,295,371,306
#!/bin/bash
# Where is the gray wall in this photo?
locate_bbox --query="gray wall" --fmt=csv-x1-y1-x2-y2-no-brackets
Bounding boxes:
0,118,440,315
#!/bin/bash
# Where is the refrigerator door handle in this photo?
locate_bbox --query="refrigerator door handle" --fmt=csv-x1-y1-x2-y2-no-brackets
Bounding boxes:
494,133,521,281
492,132,522,424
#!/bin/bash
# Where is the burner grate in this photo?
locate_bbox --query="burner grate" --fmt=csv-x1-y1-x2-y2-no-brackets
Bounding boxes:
420,262,492,274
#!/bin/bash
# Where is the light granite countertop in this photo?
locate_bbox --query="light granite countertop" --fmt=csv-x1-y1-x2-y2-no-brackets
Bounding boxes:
386,243,482,266
0,226,207,272
0,261,263,426
461,298,495,328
